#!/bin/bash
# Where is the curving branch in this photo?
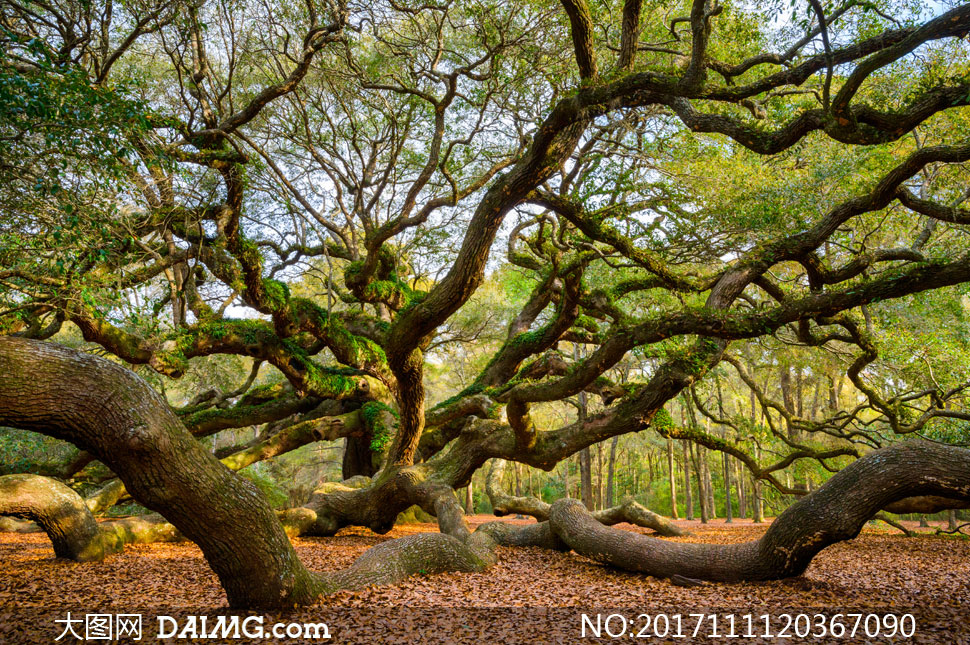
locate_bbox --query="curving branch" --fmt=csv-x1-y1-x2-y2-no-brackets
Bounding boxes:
0,474,116,562
548,441,970,582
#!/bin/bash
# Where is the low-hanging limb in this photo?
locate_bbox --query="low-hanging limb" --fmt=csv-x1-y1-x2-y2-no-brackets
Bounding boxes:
0,473,185,549
0,474,118,562
547,440,970,582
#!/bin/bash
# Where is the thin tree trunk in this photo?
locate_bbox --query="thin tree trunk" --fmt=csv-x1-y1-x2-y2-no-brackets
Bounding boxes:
667,438,679,519
736,458,747,519
579,447,594,510
465,481,474,514
753,444,764,523
703,449,715,520
693,443,708,523
714,380,731,523
596,442,603,511
683,440,694,520
563,458,570,499
606,437,618,508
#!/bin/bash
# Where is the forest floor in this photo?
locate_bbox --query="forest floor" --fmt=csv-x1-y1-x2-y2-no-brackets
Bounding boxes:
1,516,967,644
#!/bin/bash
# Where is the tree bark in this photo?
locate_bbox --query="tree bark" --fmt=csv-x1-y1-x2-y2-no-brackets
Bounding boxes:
736,459,746,519
667,438,679,519
595,442,603,511
752,444,764,523
693,443,708,523
564,457,570,498
683,440,693,520
0,474,115,562
343,433,377,479
484,460,686,536
579,447,594,510
0,337,324,607
548,441,970,582
704,449,716,520
606,436,618,508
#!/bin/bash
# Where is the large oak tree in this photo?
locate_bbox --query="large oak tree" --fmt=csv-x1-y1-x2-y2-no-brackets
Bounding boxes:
2,0,970,607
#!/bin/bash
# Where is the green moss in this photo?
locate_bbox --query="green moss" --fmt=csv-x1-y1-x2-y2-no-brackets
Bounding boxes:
174,318,275,351
574,315,600,333
262,278,290,311
152,350,188,375
361,401,399,453
302,359,361,399
431,383,485,412
343,260,366,285
362,279,403,302
651,407,674,431
291,298,388,369
486,402,503,419
241,382,287,403
395,505,435,524
237,237,263,271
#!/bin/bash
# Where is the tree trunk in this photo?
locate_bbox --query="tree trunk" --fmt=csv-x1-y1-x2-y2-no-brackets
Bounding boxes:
723,450,733,523
752,443,764,523
596,442,603,511
563,457,570,499
548,441,970,582
606,437,618,508
667,438,679,519
343,433,377,479
465,481,474,514
579,447,594,510
704,452,716,520
0,337,324,608
683,440,694,520
0,338,334,607
693,443,708,523
0,474,115,562
736,459,746,519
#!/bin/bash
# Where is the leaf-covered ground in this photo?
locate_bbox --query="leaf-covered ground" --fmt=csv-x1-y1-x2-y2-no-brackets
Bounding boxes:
1,517,967,644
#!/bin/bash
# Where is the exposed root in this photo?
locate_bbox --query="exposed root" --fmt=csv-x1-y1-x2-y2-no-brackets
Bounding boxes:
485,459,686,536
